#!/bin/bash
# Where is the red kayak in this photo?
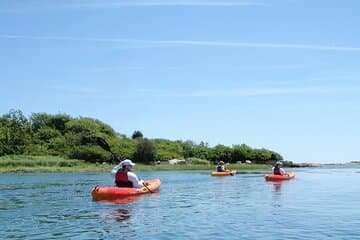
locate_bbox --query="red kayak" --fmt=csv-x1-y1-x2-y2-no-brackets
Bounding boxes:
91,179,161,201
264,172,295,181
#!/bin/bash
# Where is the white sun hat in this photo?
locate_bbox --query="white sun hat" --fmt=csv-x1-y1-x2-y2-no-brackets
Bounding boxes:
121,159,136,166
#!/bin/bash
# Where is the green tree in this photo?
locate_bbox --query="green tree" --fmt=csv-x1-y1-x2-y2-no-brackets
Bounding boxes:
232,144,253,163
270,151,283,162
210,144,232,163
132,130,143,139
251,148,272,164
152,138,184,161
192,144,210,160
181,140,196,158
30,113,71,134
133,138,155,163
111,137,136,161
0,109,32,155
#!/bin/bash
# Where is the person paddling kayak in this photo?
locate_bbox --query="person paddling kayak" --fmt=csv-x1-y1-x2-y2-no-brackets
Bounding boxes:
217,160,228,172
111,159,144,188
272,161,287,175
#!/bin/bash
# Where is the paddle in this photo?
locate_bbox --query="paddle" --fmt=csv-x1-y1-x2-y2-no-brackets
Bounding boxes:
96,137,153,193
97,137,120,162
225,163,234,176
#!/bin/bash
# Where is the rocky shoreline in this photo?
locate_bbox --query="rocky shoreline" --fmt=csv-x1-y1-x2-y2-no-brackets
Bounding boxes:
283,160,360,168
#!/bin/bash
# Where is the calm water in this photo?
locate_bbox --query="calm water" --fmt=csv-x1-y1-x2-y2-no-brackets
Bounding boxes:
1,166,360,239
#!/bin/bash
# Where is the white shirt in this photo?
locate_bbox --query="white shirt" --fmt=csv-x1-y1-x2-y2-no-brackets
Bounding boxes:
111,165,144,188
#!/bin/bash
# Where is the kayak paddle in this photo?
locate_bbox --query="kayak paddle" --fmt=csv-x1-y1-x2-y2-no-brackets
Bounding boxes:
97,137,120,162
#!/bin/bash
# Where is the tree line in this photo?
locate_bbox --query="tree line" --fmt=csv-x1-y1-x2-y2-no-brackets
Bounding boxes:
0,109,283,164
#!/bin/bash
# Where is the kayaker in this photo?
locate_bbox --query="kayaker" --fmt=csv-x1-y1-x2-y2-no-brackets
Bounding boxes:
217,160,227,172
272,161,287,175
111,159,144,188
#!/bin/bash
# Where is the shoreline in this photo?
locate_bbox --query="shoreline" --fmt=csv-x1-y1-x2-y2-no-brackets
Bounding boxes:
0,155,272,174
2,155,357,174
0,163,272,174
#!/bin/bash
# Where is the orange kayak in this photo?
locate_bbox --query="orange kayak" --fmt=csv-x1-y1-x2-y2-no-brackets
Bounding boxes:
91,179,161,201
264,172,295,181
211,170,237,176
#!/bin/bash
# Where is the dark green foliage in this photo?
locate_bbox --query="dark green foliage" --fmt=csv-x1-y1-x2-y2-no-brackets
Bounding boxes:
232,144,253,163
133,138,155,163
192,143,210,160
131,130,143,139
181,140,196,158
210,144,232,163
0,109,284,165
0,109,32,155
30,113,71,134
250,148,273,164
152,139,184,161
68,145,108,163
107,137,136,162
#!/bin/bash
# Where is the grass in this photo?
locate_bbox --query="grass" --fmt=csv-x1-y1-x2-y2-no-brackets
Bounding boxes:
0,155,109,173
0,155,271,173
135,163,270,171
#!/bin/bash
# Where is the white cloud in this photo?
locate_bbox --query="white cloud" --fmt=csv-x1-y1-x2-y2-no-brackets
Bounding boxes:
72,0,266,8
0,0,266,12
159,40,360,52
174,86,345,97
1,34,360,52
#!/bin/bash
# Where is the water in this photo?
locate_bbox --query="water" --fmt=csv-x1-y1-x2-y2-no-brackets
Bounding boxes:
1,166,360,239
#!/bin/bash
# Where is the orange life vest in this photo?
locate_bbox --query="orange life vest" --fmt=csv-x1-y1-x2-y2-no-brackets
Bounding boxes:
115,171,133,188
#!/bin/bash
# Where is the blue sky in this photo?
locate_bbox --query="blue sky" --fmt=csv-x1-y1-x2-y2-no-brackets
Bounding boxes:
1,0,360,163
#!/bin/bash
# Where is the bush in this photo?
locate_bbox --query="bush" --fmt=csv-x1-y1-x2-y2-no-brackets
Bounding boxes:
68,145,109,163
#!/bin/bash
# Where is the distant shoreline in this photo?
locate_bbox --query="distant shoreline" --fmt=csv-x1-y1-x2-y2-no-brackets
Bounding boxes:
0,155,271,174
2,155,357,174
289,162,360,167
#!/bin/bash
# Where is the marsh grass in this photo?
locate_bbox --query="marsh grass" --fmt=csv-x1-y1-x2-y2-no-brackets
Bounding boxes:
135,163,270,171
0,155,270,173
0,155,109,173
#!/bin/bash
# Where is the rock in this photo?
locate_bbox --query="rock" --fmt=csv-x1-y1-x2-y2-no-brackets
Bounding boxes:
168,159,186,165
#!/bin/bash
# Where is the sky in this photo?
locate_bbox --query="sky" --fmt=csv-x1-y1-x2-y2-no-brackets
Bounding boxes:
1,0,360,163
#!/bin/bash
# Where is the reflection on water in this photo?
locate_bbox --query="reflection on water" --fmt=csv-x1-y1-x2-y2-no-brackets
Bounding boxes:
105,209,132,223
96,195,144,205
272,182,283,192
269,181,283,209
94,192,161,205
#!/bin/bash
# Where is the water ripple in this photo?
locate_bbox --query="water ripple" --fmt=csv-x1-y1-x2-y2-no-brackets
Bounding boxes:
1,168,360,239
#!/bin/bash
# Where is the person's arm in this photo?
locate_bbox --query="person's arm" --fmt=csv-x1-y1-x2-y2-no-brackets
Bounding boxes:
127,172,144,188
111,165,121,178
280,168,287,175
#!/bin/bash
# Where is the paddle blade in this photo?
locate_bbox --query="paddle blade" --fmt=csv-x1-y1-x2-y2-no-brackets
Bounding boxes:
97,137,111,152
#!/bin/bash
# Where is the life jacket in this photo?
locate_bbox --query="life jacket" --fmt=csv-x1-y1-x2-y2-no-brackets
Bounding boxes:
115,171,133,188
273,167,282,175
217,165,225,172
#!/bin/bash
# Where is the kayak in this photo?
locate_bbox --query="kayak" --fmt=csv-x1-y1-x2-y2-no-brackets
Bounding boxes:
91,179,161,201
264,172,295,181
211,170,237,176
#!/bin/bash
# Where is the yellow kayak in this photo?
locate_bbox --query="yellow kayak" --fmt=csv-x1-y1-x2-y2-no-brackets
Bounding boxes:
211,170,237,176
